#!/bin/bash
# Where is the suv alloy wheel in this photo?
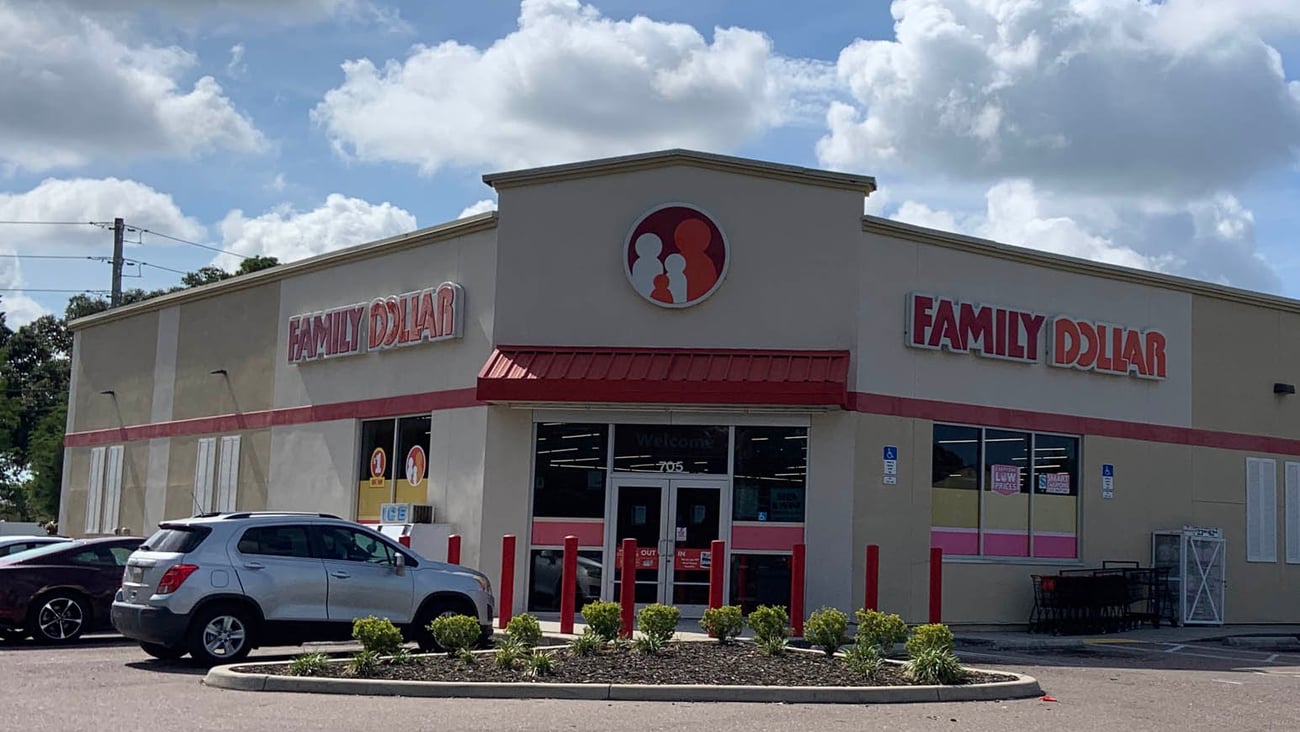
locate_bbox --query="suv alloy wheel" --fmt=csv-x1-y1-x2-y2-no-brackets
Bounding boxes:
187,604,256,666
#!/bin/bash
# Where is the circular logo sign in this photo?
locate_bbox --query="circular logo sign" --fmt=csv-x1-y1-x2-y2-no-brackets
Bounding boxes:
369,448,387,479
405,445,427,487
624,204,728,308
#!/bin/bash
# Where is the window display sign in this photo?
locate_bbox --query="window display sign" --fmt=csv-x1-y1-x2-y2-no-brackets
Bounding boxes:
1037,472,1071,495
286,282,464,365
674,548,711,571
991,464,1021,495
615,545,660,569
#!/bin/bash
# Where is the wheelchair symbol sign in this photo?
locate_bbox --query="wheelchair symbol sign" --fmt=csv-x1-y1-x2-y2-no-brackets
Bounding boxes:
883,446,898,461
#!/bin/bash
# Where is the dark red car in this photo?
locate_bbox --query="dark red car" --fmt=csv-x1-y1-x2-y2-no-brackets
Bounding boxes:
0,536,144,643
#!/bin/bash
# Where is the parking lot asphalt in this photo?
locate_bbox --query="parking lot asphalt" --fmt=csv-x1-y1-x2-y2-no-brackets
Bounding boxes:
3,635,1300,732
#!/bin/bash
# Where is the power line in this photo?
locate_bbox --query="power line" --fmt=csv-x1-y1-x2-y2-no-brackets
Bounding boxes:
0,254,101,261
0,221,95,226
0,288,110,293
135,261,188,276
133,227,250,261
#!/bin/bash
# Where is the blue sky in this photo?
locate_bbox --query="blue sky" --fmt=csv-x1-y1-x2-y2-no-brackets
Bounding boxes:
1,0,1298,326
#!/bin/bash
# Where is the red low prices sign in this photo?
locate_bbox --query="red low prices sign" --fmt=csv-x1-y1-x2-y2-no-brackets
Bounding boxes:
906,293,1167,380
286,282,464,365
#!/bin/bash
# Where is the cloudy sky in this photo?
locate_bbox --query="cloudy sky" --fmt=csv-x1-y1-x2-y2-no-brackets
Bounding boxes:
2,0,1298,326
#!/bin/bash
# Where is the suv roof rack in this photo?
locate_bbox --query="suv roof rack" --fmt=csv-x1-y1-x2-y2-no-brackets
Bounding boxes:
188,511,342,520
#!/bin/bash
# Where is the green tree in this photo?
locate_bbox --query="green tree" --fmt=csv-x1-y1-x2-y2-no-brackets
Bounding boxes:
235,255,278,276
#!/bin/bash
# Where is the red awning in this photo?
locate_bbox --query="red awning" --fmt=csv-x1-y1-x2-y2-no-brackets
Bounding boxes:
477,346,851,408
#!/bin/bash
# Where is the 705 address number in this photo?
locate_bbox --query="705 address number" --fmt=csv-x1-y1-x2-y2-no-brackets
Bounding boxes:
657,461,685,473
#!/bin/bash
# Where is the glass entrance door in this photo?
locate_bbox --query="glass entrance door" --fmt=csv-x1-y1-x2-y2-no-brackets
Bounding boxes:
607,476,729,615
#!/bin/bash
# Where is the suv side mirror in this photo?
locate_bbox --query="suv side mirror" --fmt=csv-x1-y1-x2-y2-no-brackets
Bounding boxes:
394,552,407,576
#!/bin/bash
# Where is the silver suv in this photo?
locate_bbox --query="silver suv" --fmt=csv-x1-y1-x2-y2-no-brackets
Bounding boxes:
110,512,494,665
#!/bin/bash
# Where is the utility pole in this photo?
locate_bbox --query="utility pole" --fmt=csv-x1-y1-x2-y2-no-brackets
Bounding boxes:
111,217,124,307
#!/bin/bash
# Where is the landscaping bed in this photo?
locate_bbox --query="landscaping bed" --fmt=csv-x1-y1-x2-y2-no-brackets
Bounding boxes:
240,640,1014,687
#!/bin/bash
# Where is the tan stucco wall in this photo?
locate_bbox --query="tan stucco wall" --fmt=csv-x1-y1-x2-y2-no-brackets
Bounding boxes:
70,312,159,432
172,284,279,420
853,418,1300,625
479,407,533,609
1191,296,1300,438
492,165,862,351
272,228,498,410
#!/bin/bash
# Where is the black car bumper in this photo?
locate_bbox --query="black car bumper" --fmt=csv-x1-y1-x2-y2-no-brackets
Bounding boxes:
111,602,190,647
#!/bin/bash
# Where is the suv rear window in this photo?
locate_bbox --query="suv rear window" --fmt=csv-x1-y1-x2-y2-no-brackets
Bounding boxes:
143,526,211,553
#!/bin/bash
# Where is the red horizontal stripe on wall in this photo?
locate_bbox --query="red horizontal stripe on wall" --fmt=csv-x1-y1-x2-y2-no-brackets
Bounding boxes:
849,391,1300,456
732,524,804,551
530,520,604,547
64,387,483,447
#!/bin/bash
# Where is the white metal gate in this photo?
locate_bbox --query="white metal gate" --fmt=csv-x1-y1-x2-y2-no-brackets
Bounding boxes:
1182,533,1225,625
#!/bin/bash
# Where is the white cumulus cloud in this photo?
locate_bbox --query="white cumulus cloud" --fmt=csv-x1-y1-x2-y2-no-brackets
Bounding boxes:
458,199,497,219
0,178,205,251
312,0,834,174
216,195,417,269
0,3,266,172
818,0,1300,197
888,180,1281,293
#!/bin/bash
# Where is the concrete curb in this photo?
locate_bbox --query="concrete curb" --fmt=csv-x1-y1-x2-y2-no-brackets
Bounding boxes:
203,662,1043,704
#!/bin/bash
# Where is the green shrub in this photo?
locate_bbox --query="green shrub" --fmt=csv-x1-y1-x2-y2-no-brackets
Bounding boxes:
349,650,380,677
389,647,415,666
495,639,527,670
700,606,744,643
581,601,624,641
570,628,605,657
352,615,404,656
854,609,908,653
506,613,543,648
905,623,956,656
455,647,477,665
287,652,330,677
637,603,680,644
429,614,483,655
747,605,789,655
843,643,883,679
530,651,555,677
804,606,849,656
633,633,665,655
904,647,966,685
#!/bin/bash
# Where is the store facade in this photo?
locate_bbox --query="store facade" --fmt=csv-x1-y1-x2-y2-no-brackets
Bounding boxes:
60,149,1300,626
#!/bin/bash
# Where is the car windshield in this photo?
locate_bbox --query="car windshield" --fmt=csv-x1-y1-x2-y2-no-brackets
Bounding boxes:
0,540,81,565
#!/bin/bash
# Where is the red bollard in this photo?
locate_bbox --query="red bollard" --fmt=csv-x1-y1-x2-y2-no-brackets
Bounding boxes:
928,546,943,624
865,544,880,611
708,539,726,610
559,535,578,635
447,534,461,565
498,535,516,629
619,537,636,638
791,543,806,637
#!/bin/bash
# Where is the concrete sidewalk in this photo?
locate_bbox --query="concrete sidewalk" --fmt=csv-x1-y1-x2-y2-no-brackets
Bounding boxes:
952,624,1300,651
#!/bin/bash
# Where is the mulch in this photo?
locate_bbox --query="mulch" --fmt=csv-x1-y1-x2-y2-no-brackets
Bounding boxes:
241,641,1016,687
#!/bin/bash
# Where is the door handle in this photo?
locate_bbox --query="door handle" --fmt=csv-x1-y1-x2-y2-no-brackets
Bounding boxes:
331,571,351,579
243,562,265,570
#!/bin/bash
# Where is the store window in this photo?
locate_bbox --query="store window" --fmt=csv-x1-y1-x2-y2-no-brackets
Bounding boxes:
930,424,1079,559
729,554,791,614
532,423,609,519
527,548,605,612
355,415,431,522
612,424,728,474
733,427,807,522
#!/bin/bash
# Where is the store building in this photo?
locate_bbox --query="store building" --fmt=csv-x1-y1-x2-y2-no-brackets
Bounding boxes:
60,149,1300,626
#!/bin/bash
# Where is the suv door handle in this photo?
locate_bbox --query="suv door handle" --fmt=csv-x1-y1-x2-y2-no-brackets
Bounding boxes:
331,570,351,579
243,562,265,570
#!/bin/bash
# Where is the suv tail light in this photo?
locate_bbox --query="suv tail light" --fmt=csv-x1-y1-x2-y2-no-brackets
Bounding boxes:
156,564,199,594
